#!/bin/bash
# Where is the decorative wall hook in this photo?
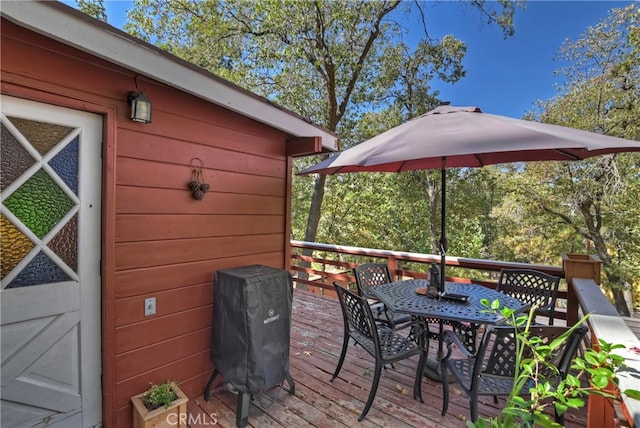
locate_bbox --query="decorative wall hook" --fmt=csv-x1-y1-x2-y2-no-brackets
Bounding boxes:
188,158,209,200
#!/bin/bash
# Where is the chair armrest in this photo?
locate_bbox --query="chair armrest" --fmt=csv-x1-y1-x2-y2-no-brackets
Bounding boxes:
368,301,386,318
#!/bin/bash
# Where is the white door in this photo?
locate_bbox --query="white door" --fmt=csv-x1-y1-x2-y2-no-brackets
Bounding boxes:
1,95,102,427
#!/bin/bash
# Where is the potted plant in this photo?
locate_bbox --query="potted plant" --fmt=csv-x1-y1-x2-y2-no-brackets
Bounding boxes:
131,381,189,428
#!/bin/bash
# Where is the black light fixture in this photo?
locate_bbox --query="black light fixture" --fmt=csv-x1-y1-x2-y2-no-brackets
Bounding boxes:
128,92,152,123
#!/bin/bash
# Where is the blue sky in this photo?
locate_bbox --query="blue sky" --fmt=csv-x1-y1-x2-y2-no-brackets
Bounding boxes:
99,1,633,119
414,1,635,118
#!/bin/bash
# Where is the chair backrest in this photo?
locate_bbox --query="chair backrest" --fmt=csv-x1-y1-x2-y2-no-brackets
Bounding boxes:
497,269,561,322
333,282,378,348
353,263,392,298
527,324,587,378
475,324,587,387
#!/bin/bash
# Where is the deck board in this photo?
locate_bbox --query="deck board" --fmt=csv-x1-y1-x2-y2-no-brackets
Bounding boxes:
189,289,591,427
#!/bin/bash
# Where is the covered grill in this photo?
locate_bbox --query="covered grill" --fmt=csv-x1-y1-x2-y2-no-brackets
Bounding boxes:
204,264,295,427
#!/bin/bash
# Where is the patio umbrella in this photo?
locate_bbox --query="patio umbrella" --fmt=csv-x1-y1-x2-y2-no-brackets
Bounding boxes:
298,104,640,293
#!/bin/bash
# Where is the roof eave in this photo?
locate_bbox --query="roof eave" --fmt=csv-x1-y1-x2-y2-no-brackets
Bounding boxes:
1,1,339,153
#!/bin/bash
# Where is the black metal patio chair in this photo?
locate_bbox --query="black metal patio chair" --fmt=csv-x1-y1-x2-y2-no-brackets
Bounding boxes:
353,263,413,329
440,323,587,424
354,262,480,355
497,268,561,325
331,282,427,421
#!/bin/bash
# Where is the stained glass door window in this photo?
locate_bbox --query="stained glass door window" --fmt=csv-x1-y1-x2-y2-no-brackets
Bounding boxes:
1,115,80,288
1,95,102,428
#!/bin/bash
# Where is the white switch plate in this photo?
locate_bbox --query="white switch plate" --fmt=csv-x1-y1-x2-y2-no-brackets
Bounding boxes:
144,297,156,316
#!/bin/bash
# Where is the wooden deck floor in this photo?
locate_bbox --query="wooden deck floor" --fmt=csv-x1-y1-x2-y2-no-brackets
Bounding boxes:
187,289,590,428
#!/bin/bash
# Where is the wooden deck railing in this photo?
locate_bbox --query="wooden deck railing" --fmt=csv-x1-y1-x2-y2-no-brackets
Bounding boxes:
289,241,640,428
572,277,640,428
290,240,568,322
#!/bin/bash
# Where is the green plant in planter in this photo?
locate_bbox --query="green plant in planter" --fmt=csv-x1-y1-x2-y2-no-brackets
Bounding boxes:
142,381,179,411
468,300,638,428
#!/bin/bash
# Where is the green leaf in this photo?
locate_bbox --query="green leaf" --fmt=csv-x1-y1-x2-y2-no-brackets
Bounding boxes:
591,373,611,389
510,396,527,406
584,352,600,365
572,358,587,370
565,374,581,387
566,398,585,409
624,389,640,400
555,401,568,415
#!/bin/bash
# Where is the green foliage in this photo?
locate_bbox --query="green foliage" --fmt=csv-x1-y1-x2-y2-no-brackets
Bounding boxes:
125,0,464,128
76,0,107,22
142,381,178,411
515,4,640,313
469,301,639,427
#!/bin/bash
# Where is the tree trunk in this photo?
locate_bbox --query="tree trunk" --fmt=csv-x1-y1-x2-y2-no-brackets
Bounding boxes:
410,171,440,254
304,173,327,243
585,210,631,316
602,268,631,316
297,174,327,288
426,177,440,254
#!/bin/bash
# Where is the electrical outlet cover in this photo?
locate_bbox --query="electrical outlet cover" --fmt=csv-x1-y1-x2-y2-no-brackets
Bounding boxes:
144,297,156,316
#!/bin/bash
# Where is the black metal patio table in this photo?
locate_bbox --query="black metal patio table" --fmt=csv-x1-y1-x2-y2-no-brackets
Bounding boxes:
369,279,529,380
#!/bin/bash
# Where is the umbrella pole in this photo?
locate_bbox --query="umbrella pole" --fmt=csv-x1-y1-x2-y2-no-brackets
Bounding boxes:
439,157,447,294
438,158,447,371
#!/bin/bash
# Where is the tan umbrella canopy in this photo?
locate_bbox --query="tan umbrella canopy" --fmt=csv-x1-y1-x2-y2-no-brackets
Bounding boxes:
299,104,640,292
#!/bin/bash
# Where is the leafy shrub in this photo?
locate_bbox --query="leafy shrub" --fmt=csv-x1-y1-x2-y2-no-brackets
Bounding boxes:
468,300,638,428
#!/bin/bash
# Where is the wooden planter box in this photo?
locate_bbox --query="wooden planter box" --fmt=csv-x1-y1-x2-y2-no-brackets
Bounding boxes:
131,382,189,428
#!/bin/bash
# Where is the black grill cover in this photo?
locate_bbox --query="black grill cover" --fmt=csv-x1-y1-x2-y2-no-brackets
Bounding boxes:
210,265,293,394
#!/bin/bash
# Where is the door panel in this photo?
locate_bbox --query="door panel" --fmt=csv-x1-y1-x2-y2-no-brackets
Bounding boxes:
1,96,102,427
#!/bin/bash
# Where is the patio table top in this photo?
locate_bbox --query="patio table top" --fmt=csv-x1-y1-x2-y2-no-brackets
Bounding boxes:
369,279,528,325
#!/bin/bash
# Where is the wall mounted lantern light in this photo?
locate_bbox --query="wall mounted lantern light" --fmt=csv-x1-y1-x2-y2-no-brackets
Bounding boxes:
128,92,152,123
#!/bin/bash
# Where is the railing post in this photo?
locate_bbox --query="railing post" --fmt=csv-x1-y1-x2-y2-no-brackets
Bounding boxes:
562,253,601,326
387,257,398,281
586,329,617,428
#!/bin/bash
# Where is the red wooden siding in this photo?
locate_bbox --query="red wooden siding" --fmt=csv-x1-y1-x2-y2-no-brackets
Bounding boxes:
2,20,294,428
